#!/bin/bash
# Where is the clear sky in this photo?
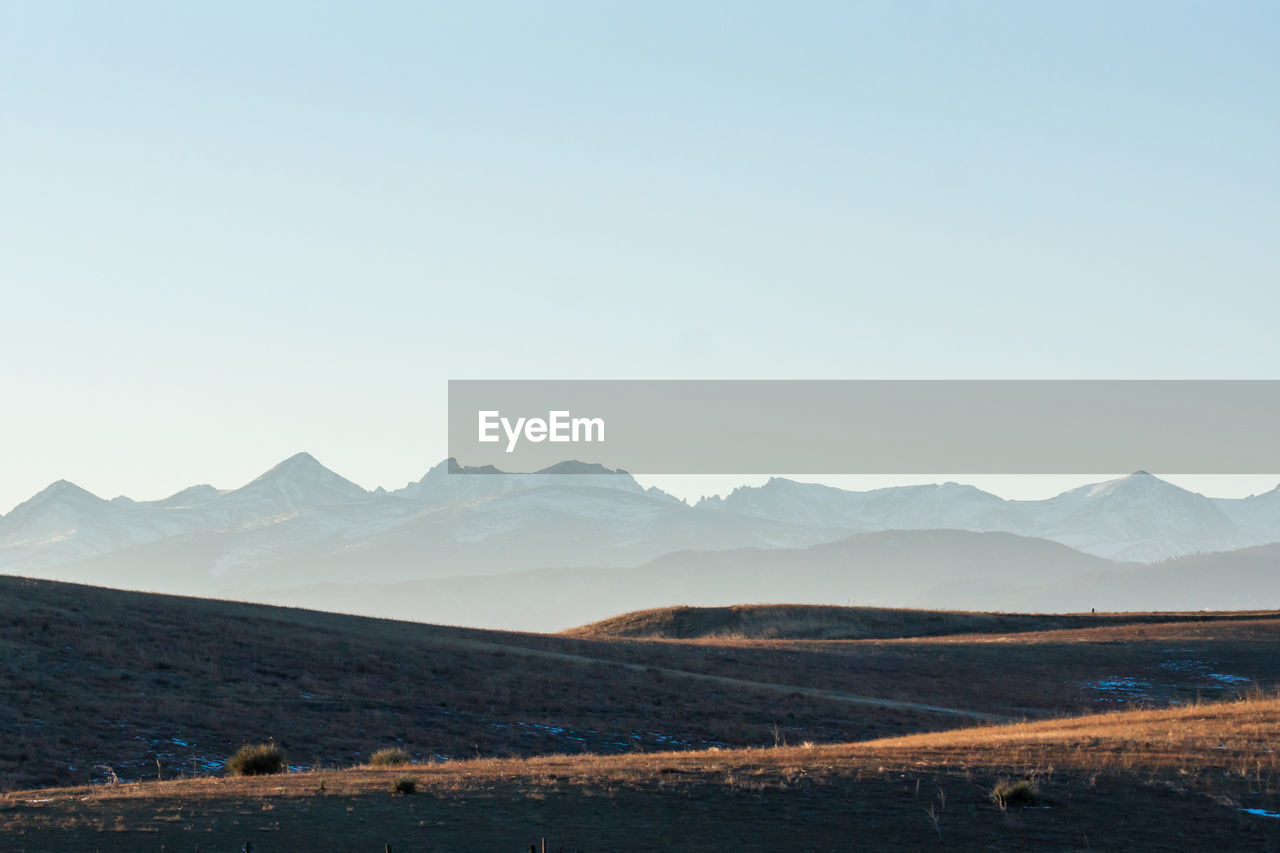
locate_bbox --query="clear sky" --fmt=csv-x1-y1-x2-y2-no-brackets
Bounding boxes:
2,1,1278,512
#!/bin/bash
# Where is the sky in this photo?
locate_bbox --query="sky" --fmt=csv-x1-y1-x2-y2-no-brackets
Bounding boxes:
2,1,1278,512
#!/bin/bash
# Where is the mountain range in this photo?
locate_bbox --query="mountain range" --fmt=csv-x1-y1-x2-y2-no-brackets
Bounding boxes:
2,453,1278,629
698,470,1278,562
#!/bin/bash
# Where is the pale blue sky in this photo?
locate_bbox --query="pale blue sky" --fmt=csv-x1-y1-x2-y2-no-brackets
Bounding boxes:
2,1,1278,511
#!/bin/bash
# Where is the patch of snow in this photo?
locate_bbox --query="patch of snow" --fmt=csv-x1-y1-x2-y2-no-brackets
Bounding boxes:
1082,677,1154,696
1206,673,1251,684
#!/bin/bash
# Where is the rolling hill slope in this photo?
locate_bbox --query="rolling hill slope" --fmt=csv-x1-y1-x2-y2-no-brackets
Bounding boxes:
564,603,1280,640
6,576,1280,796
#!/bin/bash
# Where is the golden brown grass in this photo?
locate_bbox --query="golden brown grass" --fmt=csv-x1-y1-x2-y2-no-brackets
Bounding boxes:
853,693,1280,774
4,696,1279,851
9,694,1278,802
366,748,411,767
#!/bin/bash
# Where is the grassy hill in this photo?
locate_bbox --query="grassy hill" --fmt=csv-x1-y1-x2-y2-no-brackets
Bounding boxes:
0,577,987,791
564,603,1280,640
5,574,1280,849
3,696,1278,850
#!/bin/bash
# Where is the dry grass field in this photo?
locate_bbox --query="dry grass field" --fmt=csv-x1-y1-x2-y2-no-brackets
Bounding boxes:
4,580,1280,849
2,696,1278,850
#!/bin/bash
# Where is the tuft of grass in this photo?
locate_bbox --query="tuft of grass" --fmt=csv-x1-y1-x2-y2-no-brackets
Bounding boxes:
369,747,412,767
225,743,286,777
990,778,1037,810
391,775,417,795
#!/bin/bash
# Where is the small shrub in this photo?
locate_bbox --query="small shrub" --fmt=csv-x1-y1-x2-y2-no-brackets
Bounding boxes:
225,743,285,776
369,747,411,767
990,778,1037,810
391,775,417,795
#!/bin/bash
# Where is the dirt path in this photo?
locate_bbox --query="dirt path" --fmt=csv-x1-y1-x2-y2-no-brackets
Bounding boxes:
436,635,1010,722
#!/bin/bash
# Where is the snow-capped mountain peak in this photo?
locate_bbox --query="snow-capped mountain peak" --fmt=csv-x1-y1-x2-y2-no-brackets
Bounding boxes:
1214,482,1280,536
1082,470,1165,500
22,478,104,505
394,457,650,505
216,452,369,515
154,484,225,508
254,451,341,482
534,460,628,477
4,479,106,519
1028,472,1242,561
0,480,109,547
696,477,1018,533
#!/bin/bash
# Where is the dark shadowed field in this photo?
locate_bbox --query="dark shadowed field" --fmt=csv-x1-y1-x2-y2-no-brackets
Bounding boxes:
4,698,1280,851
4,578,1280,849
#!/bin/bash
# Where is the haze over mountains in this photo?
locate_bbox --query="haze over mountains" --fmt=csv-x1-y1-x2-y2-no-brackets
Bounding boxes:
699,471,1275,562
2,453,1279,630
